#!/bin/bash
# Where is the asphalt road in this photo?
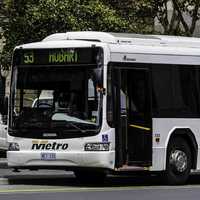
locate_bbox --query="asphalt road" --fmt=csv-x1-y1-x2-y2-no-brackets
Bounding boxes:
1,187,200,200
0,179,200,200
1,159,200,200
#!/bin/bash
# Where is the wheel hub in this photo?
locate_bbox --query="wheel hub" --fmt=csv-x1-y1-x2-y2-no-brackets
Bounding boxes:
169,150,187,173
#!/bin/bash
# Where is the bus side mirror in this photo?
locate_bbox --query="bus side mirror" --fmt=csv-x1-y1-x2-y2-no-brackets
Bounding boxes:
93,69,103,87
0,96,8,115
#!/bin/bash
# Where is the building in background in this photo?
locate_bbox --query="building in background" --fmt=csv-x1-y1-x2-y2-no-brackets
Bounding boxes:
154,1,200,37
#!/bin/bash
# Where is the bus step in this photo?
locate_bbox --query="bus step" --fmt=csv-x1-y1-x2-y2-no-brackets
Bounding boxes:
115,165,149,172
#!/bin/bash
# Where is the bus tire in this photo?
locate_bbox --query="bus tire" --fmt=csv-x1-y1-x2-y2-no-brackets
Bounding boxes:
74,170,106,184
164,137,192,185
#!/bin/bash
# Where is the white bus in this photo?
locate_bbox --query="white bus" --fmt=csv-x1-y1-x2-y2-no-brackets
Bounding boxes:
6,31,200,184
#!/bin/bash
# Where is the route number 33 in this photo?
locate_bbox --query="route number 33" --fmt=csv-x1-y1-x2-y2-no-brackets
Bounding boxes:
24,52,34,64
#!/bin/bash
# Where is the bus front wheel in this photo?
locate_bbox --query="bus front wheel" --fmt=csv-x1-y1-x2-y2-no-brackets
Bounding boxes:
164,137,192,185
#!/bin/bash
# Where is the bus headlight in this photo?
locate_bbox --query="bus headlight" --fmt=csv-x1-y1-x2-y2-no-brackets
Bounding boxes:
8,143,20,151
84,143,110,151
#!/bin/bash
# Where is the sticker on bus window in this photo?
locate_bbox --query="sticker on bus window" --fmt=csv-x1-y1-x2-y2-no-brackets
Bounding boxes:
102,134,108,142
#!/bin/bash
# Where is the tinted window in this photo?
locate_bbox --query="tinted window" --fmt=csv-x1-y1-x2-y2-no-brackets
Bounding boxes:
152,65,200,117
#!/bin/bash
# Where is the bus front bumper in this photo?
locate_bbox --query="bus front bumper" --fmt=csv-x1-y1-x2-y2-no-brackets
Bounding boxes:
7,150,115,170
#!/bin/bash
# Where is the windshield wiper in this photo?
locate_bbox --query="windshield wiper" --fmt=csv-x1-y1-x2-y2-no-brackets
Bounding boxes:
49,120,86,133
73,122,98,129
67,122,87,133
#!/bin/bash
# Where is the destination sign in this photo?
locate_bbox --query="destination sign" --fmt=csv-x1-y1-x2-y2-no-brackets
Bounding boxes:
49,50,78,64
16,48,100,66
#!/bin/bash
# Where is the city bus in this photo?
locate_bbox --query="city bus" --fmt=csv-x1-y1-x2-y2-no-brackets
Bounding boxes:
4,31,200,185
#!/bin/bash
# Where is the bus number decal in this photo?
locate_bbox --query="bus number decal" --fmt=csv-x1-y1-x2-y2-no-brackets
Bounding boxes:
24,52,34,64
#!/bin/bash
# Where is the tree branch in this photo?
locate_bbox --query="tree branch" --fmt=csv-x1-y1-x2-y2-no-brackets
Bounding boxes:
190,1,200,34
168,5,179,34
158,1,170,33
172,0,190,35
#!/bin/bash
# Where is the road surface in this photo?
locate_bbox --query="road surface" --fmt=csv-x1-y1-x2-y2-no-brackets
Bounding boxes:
0,159,200,200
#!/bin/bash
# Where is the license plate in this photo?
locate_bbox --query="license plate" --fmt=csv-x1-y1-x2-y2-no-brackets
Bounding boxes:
41,153,56,160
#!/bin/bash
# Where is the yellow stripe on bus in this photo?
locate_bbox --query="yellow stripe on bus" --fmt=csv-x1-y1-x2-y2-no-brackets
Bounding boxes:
129,124,151,131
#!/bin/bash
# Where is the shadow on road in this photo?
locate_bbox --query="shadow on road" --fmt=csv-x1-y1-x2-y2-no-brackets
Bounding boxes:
4,171,200,187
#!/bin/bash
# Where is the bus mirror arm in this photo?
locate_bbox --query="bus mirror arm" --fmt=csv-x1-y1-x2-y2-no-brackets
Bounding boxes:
93,69,103,88
0,96,8,115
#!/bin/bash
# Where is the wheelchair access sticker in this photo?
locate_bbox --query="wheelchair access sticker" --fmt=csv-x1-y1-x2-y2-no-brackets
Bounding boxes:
102,134,108,142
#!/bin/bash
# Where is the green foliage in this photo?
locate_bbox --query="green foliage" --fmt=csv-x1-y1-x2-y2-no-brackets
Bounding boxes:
102,0,157,33
1,0,200,69
0,0,136,68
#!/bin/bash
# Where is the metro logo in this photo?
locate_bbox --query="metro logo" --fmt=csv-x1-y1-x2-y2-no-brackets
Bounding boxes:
32,141,68,150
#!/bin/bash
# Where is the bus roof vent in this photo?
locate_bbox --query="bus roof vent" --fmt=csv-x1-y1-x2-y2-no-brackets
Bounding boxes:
43,31,200,48
43,31,164,45
43,31,117,43
65,31,117,43
43,33,68,42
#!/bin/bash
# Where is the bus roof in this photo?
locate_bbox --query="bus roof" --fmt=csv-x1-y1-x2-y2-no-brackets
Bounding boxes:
43,31,200,48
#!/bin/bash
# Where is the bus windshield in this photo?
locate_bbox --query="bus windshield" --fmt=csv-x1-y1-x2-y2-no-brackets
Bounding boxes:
10,65,102,138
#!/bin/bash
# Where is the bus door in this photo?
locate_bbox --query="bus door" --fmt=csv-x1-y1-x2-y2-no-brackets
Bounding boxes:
111,66,152,167
126,68,152,166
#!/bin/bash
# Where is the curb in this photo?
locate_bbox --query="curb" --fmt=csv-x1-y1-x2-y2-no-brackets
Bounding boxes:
0,178,9,185
0,160,8,169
